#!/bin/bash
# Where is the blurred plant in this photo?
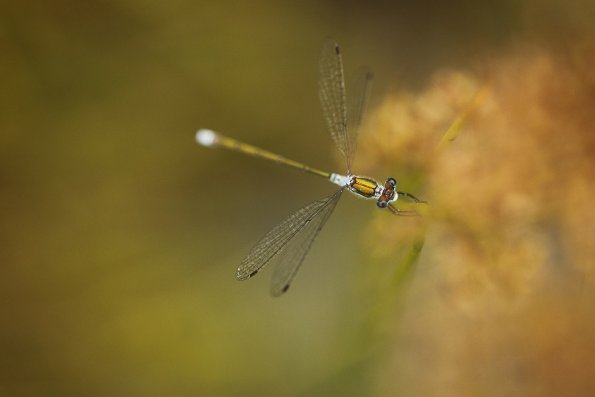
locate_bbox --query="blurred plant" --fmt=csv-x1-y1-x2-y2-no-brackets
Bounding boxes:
354,69,483,295
355,42,595,397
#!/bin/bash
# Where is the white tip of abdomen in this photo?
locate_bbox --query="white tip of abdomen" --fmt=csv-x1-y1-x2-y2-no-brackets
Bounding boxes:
196,129,218,147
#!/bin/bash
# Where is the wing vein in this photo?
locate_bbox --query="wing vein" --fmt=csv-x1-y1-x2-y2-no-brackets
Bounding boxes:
319,38,349,171
236,189,344,286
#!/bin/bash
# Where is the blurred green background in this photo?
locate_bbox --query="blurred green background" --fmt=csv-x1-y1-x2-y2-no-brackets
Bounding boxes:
2,1,594,396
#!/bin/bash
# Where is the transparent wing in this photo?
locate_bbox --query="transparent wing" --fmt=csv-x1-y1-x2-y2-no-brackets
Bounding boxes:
270,188,343,296
319,38,350,172
346,66,373,167
236,189,344,288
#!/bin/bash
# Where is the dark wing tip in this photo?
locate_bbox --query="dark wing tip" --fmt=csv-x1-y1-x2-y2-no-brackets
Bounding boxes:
236,269,258,281
271,283,291,297
322,37,340,54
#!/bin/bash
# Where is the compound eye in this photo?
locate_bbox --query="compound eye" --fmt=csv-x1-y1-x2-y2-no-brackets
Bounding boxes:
386,177,397,187
376,198,388,208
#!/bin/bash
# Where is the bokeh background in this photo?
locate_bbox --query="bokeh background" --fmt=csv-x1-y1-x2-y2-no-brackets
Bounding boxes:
2,1,594,396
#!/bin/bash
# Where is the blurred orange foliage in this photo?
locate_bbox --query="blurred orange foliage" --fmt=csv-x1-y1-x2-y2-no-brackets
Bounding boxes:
365,42,595,396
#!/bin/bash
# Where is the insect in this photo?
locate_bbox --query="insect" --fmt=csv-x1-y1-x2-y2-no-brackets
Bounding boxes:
196,38,425,296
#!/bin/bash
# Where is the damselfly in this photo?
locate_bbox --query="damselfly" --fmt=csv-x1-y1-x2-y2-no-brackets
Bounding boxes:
196,39,425,296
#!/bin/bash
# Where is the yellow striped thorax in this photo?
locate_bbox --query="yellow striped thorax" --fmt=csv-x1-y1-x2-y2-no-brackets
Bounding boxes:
347,176,398,209
349,176,381,198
